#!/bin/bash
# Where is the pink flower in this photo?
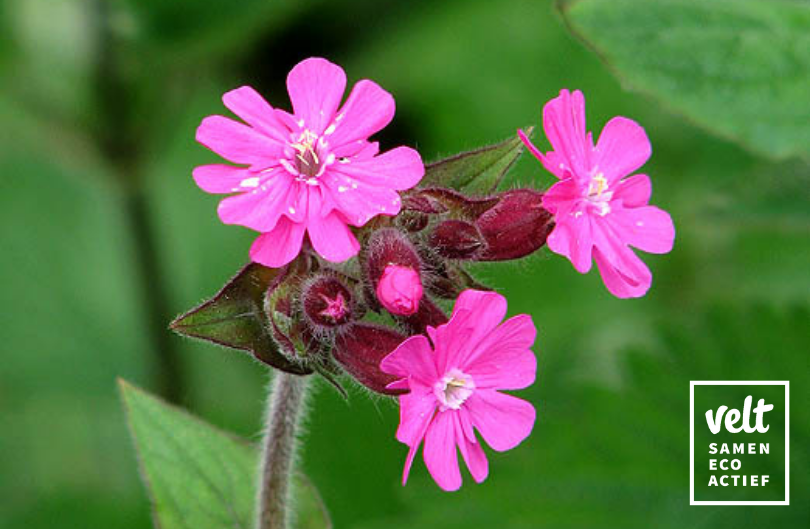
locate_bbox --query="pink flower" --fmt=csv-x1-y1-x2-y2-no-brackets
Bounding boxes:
194,57,424,267
518,89,675,298
380,290,537,491
376,264,423,316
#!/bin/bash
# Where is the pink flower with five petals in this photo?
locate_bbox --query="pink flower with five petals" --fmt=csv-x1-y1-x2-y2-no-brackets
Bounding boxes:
380,289,537,491
194,57,424,267
519,89,675,298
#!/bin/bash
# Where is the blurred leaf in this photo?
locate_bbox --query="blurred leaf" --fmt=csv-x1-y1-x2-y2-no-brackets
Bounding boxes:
558,0,810,160
119,379,331,529
170,263,312,375
421,130,530,193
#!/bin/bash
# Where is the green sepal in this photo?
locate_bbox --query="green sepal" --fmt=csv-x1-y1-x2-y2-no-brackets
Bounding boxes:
169,263,312,375
420,128,532,192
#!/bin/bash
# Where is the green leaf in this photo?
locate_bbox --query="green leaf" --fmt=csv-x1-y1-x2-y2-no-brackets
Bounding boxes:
421,129,531,192
170,263,312,375
119,379,331,529
558,0,810,161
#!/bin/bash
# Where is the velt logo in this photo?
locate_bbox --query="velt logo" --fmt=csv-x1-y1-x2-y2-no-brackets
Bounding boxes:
690,381,789,505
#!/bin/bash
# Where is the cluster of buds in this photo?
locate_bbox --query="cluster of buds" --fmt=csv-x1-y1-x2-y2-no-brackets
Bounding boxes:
172,174,557,398
251,183,553,396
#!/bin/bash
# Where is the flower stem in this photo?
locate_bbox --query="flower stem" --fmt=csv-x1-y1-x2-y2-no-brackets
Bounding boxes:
257,372,309,529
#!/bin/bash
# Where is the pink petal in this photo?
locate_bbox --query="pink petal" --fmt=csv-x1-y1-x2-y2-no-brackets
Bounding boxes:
464,314,537,390
401,410,433,486
542,89,591,180
216,170,297,232
306,195,361,262
380,335,438,385
609,205,675,254
612,173,651,207
594,117,651,186
541,177,580,216
546,213,593,274
196,115,284,168
466,390,535,452
517,128,544,163
431,309,476,377
440,290,507,370
451,290,507,323
385,378,410,391
193,164,254,194
395,384,437,446
320,169,404,226
453,412,488,483
286,57,347,134
332,140,380,160
590,220,652,298
593,247,651,298
327,80,395,148
332,147,424,190
423,412,462,491
248,217,306,268
222,86,290,143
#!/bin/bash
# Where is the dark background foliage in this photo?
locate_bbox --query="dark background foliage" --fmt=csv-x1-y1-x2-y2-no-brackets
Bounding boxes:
0,0,807,528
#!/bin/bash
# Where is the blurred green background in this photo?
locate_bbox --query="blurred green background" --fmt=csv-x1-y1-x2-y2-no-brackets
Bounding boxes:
1,0,807,528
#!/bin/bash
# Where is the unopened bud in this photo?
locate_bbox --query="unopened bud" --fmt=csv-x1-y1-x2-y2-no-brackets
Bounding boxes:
364,228,424,314
376,264,423,316
476,189,553,261
430,219,484,259
333,324,407,395
302,274,354,329
264,266,314,361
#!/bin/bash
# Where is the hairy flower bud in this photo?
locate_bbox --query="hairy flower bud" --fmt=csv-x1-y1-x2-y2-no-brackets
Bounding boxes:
333,324,407,395
302,274,354,330
476,189,554,261
430,219,484,259
364,228,424,313
376,264,423,316
263,263,317,362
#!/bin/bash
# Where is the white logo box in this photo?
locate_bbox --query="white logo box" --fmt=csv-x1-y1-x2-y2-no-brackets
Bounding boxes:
689,381,789,506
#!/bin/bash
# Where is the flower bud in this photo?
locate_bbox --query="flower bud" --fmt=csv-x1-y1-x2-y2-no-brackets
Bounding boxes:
376,264,423,316
333,324,407,395
302,274,354,330
429,219,484,259
363,228,424,313
264,265,315,361
396,210,430,232
476,189,554,261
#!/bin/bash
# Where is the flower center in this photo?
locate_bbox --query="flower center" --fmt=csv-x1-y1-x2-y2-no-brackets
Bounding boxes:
434,368,475,411
282,129,334,183
318,292,349,322
584,171,612,216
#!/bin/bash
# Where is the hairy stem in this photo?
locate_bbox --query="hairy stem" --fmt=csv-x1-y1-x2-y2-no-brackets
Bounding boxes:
257,372,309,529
